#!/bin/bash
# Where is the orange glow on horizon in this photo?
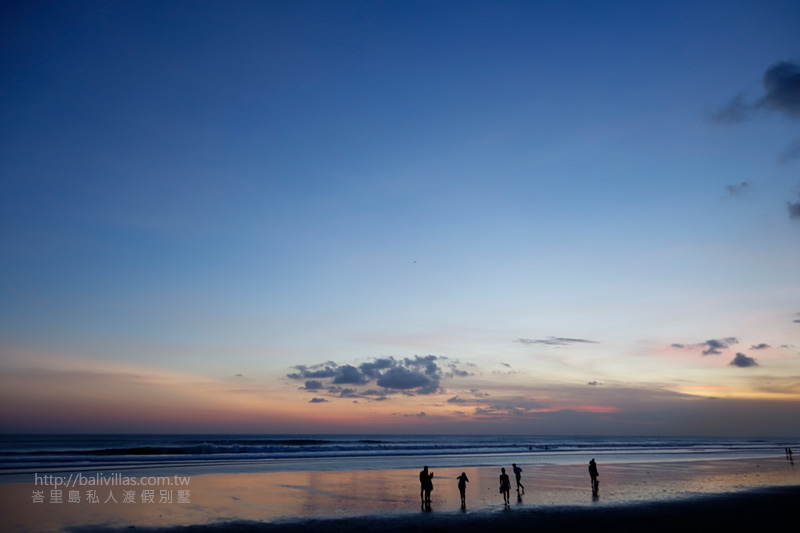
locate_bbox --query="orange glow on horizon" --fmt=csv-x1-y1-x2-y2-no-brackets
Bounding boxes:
569,405,621,413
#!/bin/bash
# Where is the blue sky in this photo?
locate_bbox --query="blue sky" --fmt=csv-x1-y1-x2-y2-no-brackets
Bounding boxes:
1,1,799,435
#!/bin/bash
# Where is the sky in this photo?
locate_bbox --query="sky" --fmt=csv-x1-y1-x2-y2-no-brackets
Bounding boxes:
1,0,799,436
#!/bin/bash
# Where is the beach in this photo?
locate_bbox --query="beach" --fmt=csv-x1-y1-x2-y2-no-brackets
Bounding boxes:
93,486,800,533
2,455,797,532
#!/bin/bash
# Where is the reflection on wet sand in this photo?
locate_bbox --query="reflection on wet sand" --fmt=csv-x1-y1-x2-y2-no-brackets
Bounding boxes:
1,457,796,532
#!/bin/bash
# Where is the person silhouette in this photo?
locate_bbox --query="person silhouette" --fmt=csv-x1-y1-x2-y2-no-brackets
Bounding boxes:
499,467,511,505
588,458,599,496
512,463,525,494
419,466,434,503
456,472,469,506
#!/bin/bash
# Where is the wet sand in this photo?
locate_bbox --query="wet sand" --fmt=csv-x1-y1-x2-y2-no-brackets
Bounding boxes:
2,456,797,532
82,485,800,533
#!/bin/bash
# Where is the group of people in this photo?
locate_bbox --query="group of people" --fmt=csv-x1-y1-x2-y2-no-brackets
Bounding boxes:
420,459,599,507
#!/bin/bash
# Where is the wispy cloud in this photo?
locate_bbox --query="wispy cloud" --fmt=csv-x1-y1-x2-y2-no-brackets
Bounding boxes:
287,363,337,380
447,395,468,404
788,195,800,222
0,355,315,432
779,139,800,164
672,337,739,355
753,376,800,396
711,60,800,123
516,337,599,346
474,399,551,418
725,181,750,197
711,59,800,223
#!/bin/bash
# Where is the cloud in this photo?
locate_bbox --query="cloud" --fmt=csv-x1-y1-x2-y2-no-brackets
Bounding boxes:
331,387,358,398
309,397,328,403
376,366,437,393
750,344,771,350
730,353,759,368
290,363,371,387
702,338,738,355
397,411,428,418
752,375,800,395
287,355,470,400
672,337,739,355
587,381,600,386
332,364,369,385
779,139,800,164
359,388,390,399
711,93,751,124
725,181,750,196
358,358,396,379
711,60,800,223
286,363,336,380
473,398,552,418
516,337,599,346
788,195,800,222
712,60,800,123
760,61,800,119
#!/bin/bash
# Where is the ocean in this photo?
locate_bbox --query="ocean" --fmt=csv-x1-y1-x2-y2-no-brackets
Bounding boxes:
2,434,797,482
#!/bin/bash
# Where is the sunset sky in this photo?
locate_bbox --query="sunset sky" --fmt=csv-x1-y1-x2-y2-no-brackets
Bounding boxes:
2,1,799,436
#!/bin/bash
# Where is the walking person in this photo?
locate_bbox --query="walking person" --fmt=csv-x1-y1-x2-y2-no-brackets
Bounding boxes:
499,467,511,505
512,463,525,494
456,472,469,506
588,458,599,496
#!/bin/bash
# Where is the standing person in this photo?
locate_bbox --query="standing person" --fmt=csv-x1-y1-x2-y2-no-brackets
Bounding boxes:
499,467,511,505
419,466,434,503
588,459,599,496
456,472,469,506
512,463,525,494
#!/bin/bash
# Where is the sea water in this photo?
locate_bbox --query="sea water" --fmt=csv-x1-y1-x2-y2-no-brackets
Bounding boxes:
1,434,797,482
